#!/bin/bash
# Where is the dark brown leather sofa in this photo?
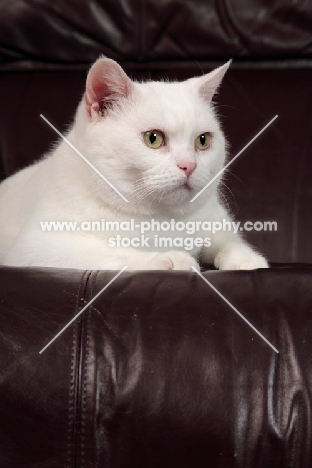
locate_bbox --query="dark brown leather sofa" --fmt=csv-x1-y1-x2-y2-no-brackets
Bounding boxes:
1,1,312,467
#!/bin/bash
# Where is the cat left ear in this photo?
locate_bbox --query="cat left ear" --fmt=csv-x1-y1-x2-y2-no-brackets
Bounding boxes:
188,60,232,103
84,57,133,120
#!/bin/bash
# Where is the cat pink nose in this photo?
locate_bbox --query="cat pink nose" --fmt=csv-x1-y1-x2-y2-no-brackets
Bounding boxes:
177,161,197,177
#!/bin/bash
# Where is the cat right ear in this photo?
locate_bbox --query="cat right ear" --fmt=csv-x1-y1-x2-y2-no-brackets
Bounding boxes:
188,60,232,103
84,57,133,120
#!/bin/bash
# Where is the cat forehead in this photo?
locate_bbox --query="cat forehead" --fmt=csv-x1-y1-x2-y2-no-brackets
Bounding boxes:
139,79,201,106
133,80,217,131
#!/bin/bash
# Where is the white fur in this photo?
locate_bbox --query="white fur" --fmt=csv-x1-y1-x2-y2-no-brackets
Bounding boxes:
0,58,268,271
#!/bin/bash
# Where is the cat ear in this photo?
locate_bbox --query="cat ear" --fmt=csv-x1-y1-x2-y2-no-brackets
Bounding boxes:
84,57,133,119
188,60,232,102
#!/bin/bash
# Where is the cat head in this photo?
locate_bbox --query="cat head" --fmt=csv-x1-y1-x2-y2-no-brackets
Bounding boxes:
75,57,230,216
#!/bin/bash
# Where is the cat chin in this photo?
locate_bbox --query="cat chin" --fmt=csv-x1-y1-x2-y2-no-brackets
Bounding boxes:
160,183,213,207
131,182,211,213
153,184,194,204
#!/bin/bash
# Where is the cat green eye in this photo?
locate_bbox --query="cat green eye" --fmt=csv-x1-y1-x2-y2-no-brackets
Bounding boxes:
143,130,164,149
195,132,211,150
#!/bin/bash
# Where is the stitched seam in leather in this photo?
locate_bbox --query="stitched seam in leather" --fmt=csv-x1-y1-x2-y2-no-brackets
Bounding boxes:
67,270,88,467
66,322,77,468
81,297,90,468
66,272,81,467
66,270,91,468
76,270,93,468
81,270,100,467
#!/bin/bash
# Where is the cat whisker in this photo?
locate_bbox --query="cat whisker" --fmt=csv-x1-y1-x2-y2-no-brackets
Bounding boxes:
130,184,158,205
218,180,237,213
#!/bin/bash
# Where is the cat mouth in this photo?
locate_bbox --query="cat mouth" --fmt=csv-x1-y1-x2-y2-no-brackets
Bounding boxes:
174,179,192,191
183,181,192,190
154,179,193,196
166,181,192,193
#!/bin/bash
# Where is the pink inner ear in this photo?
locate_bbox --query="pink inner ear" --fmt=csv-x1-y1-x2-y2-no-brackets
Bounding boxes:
85,76,116,119
84,59,132,119
85,77,111,119
91,76,110,103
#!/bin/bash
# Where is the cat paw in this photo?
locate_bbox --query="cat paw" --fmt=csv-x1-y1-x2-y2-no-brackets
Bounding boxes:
145,251,200,271
215,247,268,271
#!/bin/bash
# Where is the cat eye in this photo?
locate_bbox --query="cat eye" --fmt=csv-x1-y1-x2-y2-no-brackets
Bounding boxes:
195,132,211,151
143,130,164,149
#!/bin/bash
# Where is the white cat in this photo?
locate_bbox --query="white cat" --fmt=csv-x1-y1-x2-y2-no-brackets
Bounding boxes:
0,57,268,271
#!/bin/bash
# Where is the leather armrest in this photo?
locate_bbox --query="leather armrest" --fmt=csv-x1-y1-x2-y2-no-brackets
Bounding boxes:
0,264,311,467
